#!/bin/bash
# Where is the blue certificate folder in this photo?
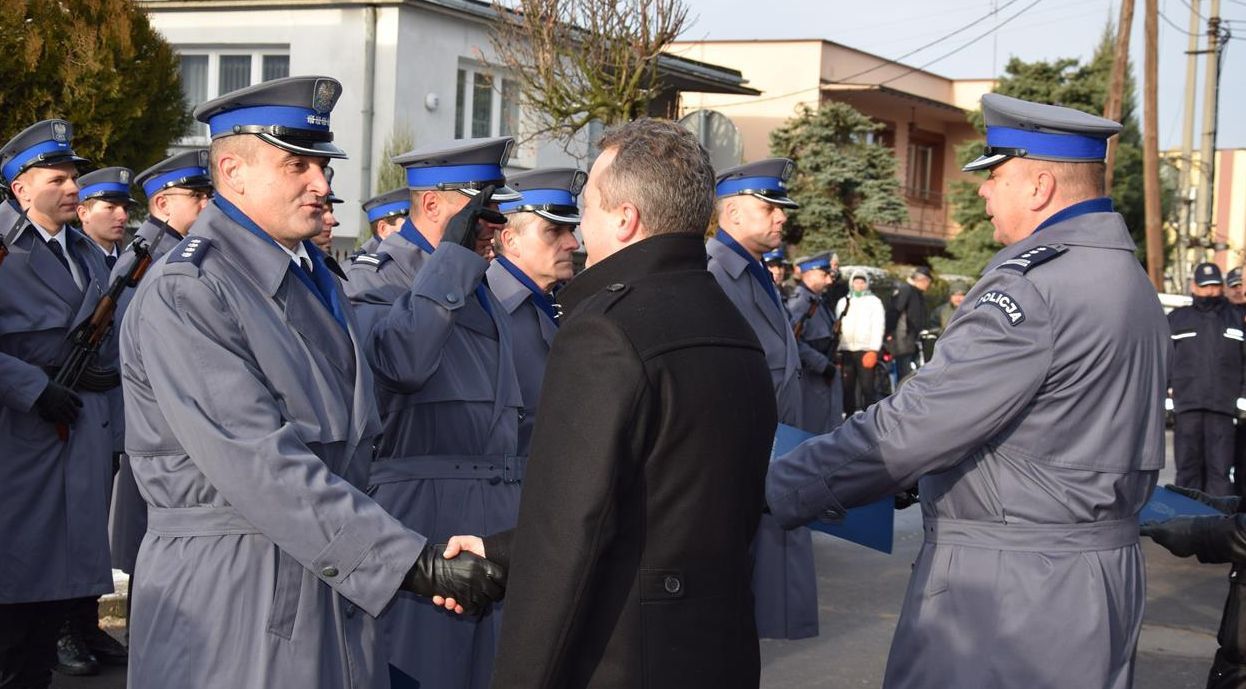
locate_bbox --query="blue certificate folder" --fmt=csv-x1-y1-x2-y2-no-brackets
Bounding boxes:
771,424,894,554
1138,485,1222,523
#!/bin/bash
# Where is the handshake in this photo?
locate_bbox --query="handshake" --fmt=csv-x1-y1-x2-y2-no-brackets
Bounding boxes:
402,536,504,616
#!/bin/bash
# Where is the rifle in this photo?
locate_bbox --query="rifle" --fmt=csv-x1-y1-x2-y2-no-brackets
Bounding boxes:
793,294,820,340
0,205,29,268
52,232,157,440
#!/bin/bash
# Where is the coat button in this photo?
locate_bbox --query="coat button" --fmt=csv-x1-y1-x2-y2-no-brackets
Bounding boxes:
345,603,356,618
446,293,459,303
321,566,339,578
607,283,625,292
663,576,681,594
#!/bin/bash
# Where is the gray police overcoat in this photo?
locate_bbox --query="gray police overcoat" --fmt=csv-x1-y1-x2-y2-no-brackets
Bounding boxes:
786,283,845,433
347,224,524,689
487,258,557,455
706,233,818,640
0,201,116,604
766,209,1168,689
119,202,425,689
107,217,184,573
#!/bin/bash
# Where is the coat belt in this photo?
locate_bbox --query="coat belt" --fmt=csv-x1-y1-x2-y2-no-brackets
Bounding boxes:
924,517,1139,552
369,454,528,485
146,506,262,537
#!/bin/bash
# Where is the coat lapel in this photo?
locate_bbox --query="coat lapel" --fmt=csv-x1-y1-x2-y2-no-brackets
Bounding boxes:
279,274,355,377
21,228,82,308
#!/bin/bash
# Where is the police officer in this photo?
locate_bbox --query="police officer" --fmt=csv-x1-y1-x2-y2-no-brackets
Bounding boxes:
75,167,135,269
707,158,817,640
1169,262,1246,498
312,166,343,255
1227,267,1245,310
0,120,116,689
108,150,214,607
787,252,844,432
764,246,792,300
344,137,523,689
767,93,1168,689
489,167,583,455
118,76,503,689
356,187,410,256
1228,267,1246,497
55,169,138,675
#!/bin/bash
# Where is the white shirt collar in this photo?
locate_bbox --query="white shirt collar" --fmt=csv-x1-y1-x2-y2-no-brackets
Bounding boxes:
275,241,313,271
31,220,68,251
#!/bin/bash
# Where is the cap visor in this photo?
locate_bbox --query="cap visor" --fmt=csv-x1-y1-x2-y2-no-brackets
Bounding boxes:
461,185,522,203
534,209,581,225
257,133,347,160
962,153,1009,172
753,192,799,209
1196,279,1224,286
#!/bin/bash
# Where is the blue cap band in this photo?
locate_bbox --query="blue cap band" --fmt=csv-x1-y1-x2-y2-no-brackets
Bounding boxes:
3,140,74,182
985,126,1107,161
142,166,210,197
79,182,131,201
500,188,573,213
367,200,410,222
762,249,785,262
716,175,787,198
405,163,504,189
207,105,330,137
798,256,830,271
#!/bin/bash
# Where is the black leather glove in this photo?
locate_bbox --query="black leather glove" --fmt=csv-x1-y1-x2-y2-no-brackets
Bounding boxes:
34,381,82,426
1166,483,1240,515
1142,515,1241,563
441,186,506,251
402,544,506,615
894,487,920,510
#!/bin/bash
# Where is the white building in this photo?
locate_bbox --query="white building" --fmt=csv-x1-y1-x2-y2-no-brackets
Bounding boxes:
138,0,758,254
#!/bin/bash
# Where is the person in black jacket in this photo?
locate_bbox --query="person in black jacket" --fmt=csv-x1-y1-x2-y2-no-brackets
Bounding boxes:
1144,485,1246,688
444,118,779,689
1228,267,1246,497
888,266,932,378
1169,262,1246,497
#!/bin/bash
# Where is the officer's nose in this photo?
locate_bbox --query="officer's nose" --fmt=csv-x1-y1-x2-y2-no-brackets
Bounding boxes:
307,164,330,197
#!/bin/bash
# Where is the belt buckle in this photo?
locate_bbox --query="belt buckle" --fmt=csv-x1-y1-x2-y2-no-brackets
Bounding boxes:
502,455,524,484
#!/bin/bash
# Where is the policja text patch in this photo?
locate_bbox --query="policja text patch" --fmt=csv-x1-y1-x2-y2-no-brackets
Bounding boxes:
975,290,1025,326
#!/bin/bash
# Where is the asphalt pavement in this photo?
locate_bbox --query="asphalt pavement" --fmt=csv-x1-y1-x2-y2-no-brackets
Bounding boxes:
55,434,1228,689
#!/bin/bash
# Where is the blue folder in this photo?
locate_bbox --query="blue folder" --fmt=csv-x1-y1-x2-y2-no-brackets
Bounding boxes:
772,423,894,554
1138,485,1223,523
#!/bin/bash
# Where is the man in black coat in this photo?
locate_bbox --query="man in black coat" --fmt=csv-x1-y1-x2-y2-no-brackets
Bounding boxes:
1169,262,1246,497
444,118,779,689
887,265,932,378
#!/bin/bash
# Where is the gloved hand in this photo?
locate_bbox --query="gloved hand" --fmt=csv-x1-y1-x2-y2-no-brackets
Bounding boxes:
1141,515,1240,563
1166,483,1240,515
894,487,920,510
402,544,506,615
441,186,506,251
34,381,82,426
861,351,878,369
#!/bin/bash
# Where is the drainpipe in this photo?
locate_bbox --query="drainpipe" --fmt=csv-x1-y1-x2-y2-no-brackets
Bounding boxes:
360,4,378,233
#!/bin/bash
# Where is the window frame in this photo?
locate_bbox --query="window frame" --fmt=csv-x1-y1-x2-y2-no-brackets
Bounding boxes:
454,62,534,168
175,46,291,145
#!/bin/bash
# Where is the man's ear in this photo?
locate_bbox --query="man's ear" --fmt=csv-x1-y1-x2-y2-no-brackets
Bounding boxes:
217,151,247,195
418,190,440,221
1031,168,1058,212
616,201,642,243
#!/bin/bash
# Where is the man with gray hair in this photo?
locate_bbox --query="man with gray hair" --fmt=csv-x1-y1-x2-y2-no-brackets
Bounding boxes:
446,118,779,688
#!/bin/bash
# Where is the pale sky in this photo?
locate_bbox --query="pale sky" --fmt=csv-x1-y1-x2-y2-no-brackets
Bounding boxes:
679,0,1246,149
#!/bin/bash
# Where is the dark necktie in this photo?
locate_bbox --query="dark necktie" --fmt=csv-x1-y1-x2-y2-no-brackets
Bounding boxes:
300,257,313,275
46,238,72,276
105,254,117,270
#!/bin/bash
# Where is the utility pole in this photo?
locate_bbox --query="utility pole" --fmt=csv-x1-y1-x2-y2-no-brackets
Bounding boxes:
1195,1,1222,262
1103,0,1135,191
1175,0,1202,288
1144,0,1164,290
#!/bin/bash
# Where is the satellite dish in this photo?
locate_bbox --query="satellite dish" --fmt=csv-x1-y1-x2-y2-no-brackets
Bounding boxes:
679,110,743,170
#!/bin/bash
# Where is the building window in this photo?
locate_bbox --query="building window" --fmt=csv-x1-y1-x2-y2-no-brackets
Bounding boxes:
454,64,532,165
905,130,944,204
176,48,291,141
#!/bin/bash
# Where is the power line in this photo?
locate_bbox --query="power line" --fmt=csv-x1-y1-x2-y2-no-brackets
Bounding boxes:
831,0,1027,84
1158,9,1201,36
878,0,1045,86
1179,0,1207,21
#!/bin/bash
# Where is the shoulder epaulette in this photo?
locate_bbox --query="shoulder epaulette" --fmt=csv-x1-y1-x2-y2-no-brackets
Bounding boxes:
580,281,631,315
166,236,211,267
995,244,1067,274
350,252,392,271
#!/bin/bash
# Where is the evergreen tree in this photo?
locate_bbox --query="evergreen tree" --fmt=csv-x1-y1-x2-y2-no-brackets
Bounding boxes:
769,102,907,265
0,0,190,176
935,22,1172,276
